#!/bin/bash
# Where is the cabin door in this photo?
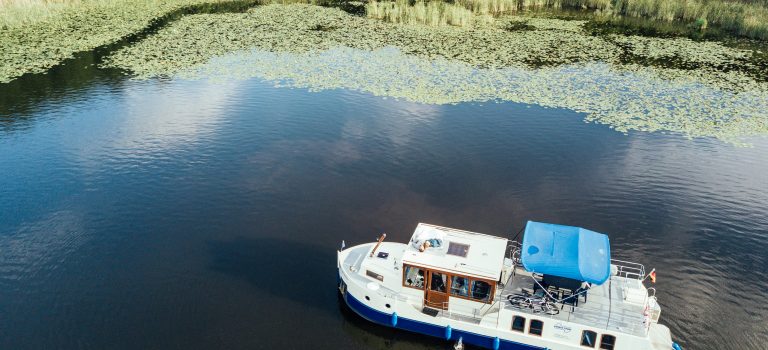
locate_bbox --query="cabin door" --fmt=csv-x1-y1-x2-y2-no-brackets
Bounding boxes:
425,270,449,310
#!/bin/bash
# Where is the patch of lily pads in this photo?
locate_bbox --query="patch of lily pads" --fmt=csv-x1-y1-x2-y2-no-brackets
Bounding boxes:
184,47,768,145
0,0,256,84
103,4,621,76
101,4,768,144
607,34,756,69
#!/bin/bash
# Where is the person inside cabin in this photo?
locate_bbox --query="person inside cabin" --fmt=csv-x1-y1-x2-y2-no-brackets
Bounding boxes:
416,270,425,288
431,273,446,292
472,280,491,302
451,276,469,297
405,266,425,288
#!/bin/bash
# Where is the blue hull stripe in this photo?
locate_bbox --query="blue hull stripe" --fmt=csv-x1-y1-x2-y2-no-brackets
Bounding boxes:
343,290,544,350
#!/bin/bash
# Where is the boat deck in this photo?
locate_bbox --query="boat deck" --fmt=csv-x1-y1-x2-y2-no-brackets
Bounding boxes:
340,241,652,338
500,266,649,337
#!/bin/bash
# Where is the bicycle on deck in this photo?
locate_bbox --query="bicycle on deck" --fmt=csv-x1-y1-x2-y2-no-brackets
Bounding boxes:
507,290,560,315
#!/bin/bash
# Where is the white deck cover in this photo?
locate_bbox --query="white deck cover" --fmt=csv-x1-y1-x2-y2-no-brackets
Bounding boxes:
402,223,508,280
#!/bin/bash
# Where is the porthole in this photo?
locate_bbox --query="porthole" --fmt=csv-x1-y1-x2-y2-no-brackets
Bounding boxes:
511,316,526,332
529,319,543,336
365,296,370,301
385,304,391,308
581,330,597,348
599,334,616,350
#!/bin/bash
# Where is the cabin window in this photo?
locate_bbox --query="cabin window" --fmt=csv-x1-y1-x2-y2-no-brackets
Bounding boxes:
511,316,526,332
447,242,470,257
471,280,491,302
430,272,447,293
403,265,424,289
366,270,383,282
450,276,470,297
599,335,616,350
529,319,543,336
581,330,597,348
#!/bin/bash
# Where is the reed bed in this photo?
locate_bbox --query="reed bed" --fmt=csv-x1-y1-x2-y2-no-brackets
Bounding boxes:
609,0,768,38
365,0,768,39
2,0,768,38
0,0,82,28
366,0,474,26
455,0,531,16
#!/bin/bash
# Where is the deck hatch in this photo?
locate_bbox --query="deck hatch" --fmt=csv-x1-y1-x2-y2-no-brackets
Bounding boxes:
447,242,470,257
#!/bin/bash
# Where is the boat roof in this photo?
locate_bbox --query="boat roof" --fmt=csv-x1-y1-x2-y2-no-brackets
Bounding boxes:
402,223,508,280
521,221,611,285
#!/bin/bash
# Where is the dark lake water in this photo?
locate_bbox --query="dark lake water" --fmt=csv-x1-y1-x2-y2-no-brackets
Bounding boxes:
1,51,767,350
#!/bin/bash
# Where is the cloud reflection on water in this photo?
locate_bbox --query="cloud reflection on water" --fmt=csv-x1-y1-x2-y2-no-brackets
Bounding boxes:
187,46,768,145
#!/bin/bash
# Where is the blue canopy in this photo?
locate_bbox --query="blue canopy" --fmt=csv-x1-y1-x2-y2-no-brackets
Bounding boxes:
521,221,611,285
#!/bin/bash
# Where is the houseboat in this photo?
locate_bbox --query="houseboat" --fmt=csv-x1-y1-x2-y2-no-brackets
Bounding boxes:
337,221,682,350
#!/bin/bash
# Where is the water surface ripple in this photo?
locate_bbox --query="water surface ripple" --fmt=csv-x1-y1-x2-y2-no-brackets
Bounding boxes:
0,63,766,350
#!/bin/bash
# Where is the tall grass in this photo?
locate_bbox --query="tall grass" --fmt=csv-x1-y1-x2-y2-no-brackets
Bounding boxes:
455,0,529,16
452,0,613,15
0,0,82,27
2,0,768,38
594,0,768,39
366,0,474,26
366,0,768,39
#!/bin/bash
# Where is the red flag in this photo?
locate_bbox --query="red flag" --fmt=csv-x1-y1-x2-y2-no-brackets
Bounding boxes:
649,270,657,283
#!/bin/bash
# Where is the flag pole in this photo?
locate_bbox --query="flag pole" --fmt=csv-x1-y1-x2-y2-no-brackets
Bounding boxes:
642,268,656,282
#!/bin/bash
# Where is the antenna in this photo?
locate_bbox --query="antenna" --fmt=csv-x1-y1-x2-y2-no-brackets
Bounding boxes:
510,225,525,243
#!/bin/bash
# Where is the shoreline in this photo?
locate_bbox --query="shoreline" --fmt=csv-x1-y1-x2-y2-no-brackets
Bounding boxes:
2,0,768,85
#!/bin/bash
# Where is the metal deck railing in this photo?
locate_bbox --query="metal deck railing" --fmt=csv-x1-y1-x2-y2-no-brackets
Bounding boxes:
423,298,504,326
501,265,655,337
611,259,646,280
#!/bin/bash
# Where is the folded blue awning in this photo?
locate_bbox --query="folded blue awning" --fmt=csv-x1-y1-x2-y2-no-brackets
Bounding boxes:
521,221,611,285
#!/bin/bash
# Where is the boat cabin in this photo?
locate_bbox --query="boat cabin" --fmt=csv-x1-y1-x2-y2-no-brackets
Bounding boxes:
399,224,508,310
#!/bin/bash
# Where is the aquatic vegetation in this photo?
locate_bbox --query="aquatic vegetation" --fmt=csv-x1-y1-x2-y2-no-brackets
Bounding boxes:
104,5,763,83
505,15,587,32
4,1,767,143
3,0,768,84
101,4,768,144
0,0,256,83
180,46,768,144
608,34,755,68
104,4,619,76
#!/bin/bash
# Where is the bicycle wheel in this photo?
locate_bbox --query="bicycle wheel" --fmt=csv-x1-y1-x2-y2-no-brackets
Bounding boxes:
541,302,560,315
507,295,527,308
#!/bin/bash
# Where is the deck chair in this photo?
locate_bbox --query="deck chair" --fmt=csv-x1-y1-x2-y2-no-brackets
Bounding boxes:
561,290,579,311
